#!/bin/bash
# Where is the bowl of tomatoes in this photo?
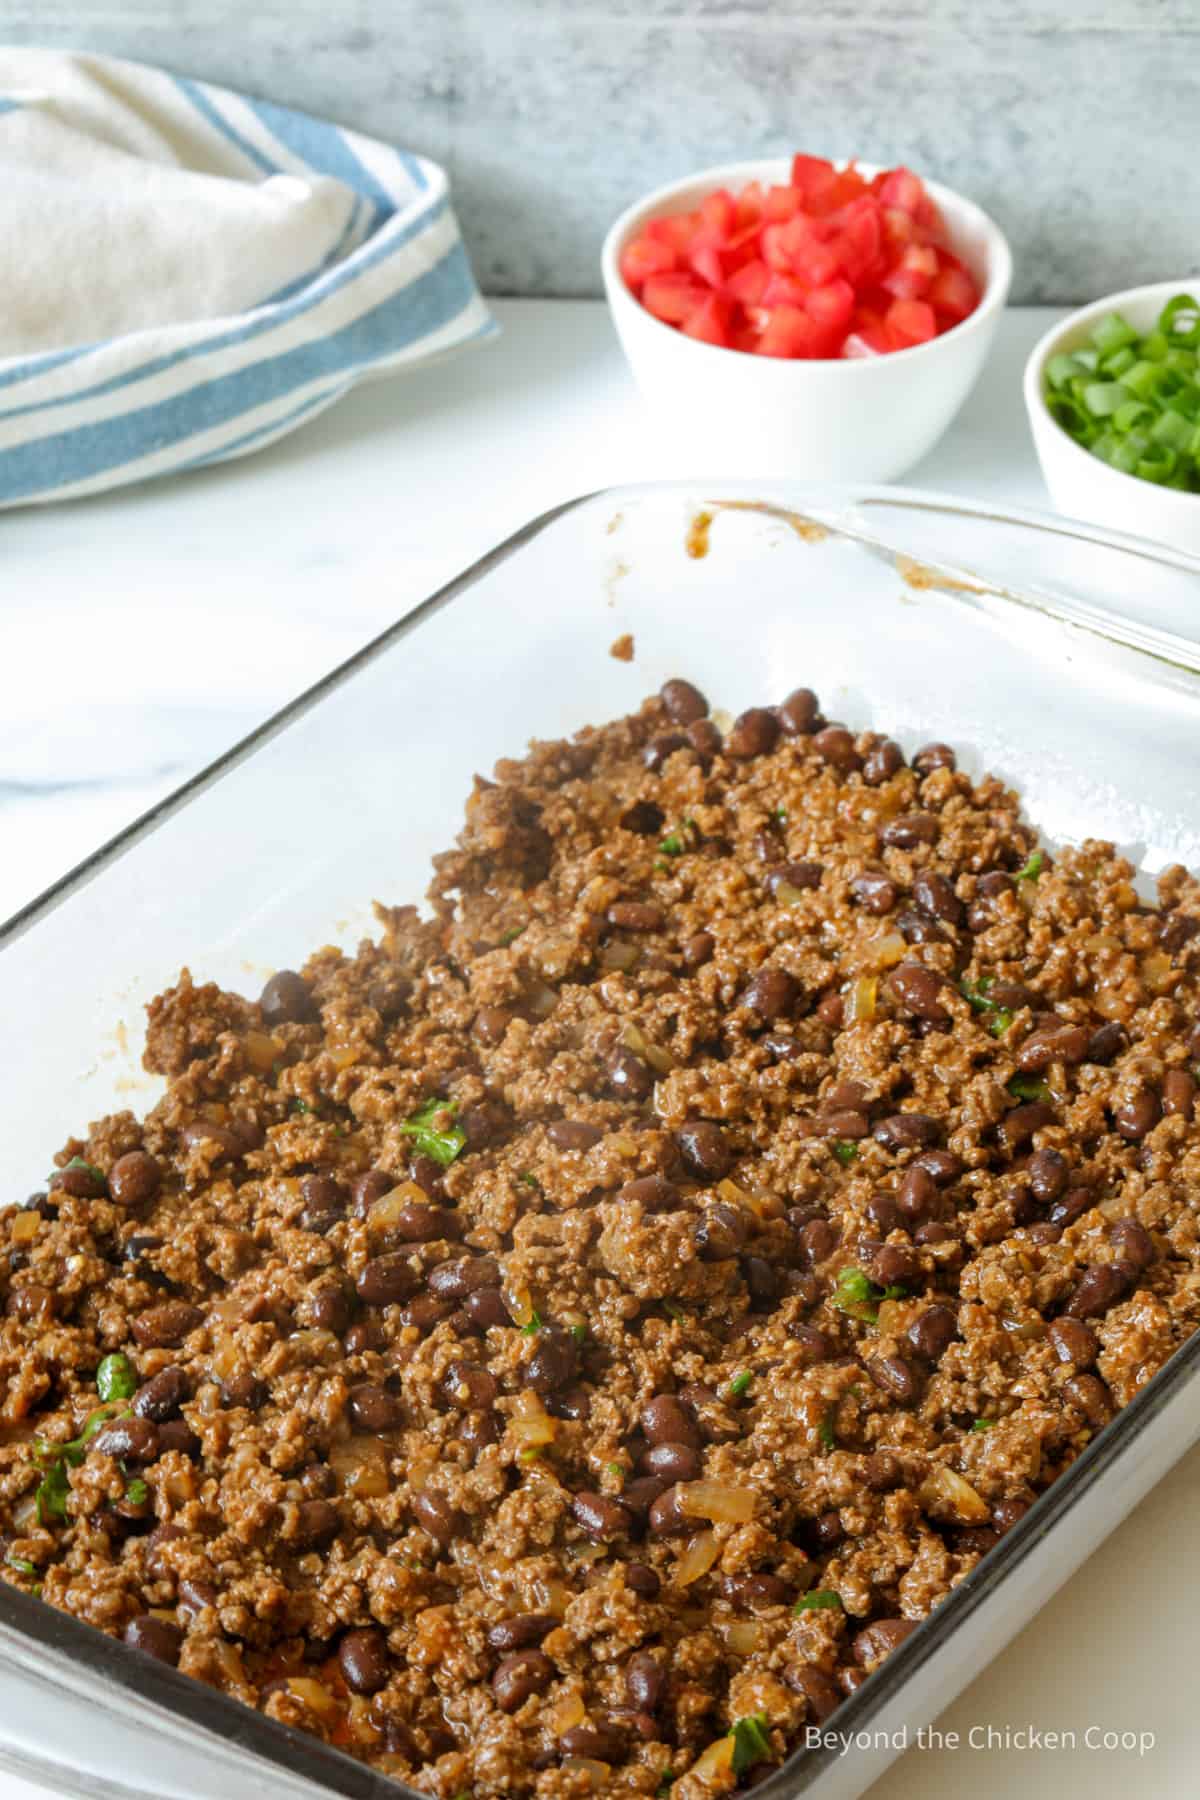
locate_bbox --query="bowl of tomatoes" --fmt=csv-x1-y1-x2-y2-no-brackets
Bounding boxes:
601,155,1011,481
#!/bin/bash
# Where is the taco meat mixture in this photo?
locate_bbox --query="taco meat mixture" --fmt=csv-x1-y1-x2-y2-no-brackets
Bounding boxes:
3,677,1200,1798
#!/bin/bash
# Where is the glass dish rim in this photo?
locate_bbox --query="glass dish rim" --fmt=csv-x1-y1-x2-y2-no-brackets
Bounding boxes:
4,478,1200,1799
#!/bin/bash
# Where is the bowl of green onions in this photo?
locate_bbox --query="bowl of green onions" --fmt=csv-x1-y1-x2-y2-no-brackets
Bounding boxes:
1024,282,1200,551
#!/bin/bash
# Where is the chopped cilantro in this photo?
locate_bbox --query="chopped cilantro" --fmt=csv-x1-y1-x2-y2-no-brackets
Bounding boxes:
96,1354,136,1403
727,1370,752,1401
568,1323,587,1346
772,807,788,823
1015,850,1045,882
521,1310,544,1336
831,1265,905,1325
971,1418,996,1433
34,1460,69,1525
1007,1074,1051,1103
831,1140,858,1166
124,1477,149,1506
656,1775,674,1799
960,977,1014,1038
518,1172,541,1192
817,1407,836,1449
50,1156,105,1188
729,1713,772,1776
399,1097,467,1168
289,1098,312,1115
663,1301,686,1323
518,1447,541,1463
607,1461,626,1481
497,926,525,947
793,1589,842,1614
659,818,697,857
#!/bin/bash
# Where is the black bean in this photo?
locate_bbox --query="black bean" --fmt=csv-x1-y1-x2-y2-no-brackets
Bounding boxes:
642,1395,699,1448
221,1372,267,1411
743,965,798,1021
850,871,899,915
616,1175,680,1217
766,861,824,899
1066,1260,1137,1320
130,1302,203,1348
819,1107,869,1140
874,1112,941,1151
109,1152,161,1211
1016,1025,1090,1072
547,1119,603,1152
643,732,689,773
881,814,939,849
787,1322,832,1360
304,1283,354,1335
492,1649,554,1712
865,1242,920,1288
133,1366,188,1423
338,1627,389,1695
177,1577,217,1620
681,930,715,969
622,1474,670,1516
299,1171,348,1234
259,970,317,1027
442,1360,498,1410
1163,1069,1196,1119
913,871,963,927
571,1491,632,1541
997,1102,1056,1155
695,1202,748,1261
92,1415,160,1463
676,1119,733,1183
1110,1217,1154,1269
913,1221,956,1245
1064,1372,1114,1427
124,1615,182,1665
862,1450,903,1492
607,1048,653,1102
464,1288,509,1330
661,677,708,725
789,1664,843,1723
811,725,861,772
178,1119,244,1163
912,743,956,774
1161,910,1200,954
797,1217,839,1265
1046,1318,1098,1367
351,1170,395,1217
348,1384,404,1433
292,1497,338,1548
487,1613,557,1652
526,1327,578,1395
852,1617,916,1670
642,1442,702,1482
396,1296,450,1335
624,1562,660,1598
907,1304,957,1362
867,1355,919,1404
559,1724,628,1763
897,907,947,945
722,1572,791,1608
863,740,905,786
54,1160,108,1199
457,1410,499,1456
356,1255,418,1307
411,1489,461,1544
688,719,725,764
778,687,819,735
896,1166,936,1221
726,708,779,759
1084,1021,1126,1065
742,1253,783,1306
1047,1187,1094,1229
427,1256,501,1300
1114,1087,1161,1141
623,1648,665,1711
1028,1148,1068,1203
806,1511,844,1550
887,962,948,1022
408,1154,447,1197
157,1419,200,1460
647,1485,690,1536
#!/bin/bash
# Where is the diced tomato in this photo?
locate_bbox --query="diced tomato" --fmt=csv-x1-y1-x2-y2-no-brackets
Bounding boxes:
681,293,733,347
881,242,939,299
625,154,978,356
884,297,937,347
927,262,979,323
619,234,677,288
804,277,856,335
642,271,708,324
700,188,737,241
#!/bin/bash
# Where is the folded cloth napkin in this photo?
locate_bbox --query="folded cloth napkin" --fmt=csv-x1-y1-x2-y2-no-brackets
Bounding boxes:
0,48,495,505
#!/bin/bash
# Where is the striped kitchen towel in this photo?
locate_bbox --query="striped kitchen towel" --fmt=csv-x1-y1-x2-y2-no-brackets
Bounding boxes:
0,49,496,506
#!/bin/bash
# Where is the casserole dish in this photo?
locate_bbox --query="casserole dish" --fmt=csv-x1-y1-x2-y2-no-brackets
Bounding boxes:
3,482,1200,1800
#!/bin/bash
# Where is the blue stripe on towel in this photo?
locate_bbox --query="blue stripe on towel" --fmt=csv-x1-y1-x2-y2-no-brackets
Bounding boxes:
0,242,481,501
241,96,399,217
0,193,451,425
171,75,279,176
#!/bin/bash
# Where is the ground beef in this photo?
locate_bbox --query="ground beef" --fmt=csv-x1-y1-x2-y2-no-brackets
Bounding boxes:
3,676,1199,1798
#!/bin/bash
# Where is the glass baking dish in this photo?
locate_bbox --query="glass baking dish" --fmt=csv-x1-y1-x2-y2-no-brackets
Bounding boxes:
3,482,1200,1800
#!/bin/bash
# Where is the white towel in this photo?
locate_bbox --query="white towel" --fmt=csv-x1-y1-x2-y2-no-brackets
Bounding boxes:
0,49,495,506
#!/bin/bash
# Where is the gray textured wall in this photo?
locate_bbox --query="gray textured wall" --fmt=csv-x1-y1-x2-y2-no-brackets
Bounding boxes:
4,2,1198,301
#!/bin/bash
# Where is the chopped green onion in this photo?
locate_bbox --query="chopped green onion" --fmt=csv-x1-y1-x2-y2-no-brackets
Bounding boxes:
729,1714,772,1776
793,1588,842,1613
6,1554,37,1578
399,1097,466,1168
971,1418,996,1433
1007,1075,1051,1103
1044,296,1200,490
569,1323,587,1346
663,1301,686,1322
497,926,525,947
727,1370,752,1400
960,977,1014,1038
289,1098,311,1115
817,1407,836,1449
124,1477,149,1506
606,1461,625,1481
518,1172,541,1191
831,1141,857,1166
831,1265,902,1324
96,1354,137,1403
34,1460,70,1525
1014,849,1044,882
659,818,697,857
521,1310,544,1336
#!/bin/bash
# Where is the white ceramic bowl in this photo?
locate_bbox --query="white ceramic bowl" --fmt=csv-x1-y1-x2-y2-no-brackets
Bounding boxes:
601,157,1012,482
1024,280,1200,553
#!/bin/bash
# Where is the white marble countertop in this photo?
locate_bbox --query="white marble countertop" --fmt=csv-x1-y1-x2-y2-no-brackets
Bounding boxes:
6,300,1198,1800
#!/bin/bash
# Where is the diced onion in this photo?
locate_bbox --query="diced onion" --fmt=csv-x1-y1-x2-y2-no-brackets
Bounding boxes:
724,1619,763,1654
287,1676,340,1717
532,1578,572,1617
241,1030,280,1074
561,1760,610,1789
867,932,907,970
918,1465,990,1524
212,1640,246,1686
504,1284,537,1328
622,1022,673,1074
716,1178,752,1208
10,1212,41,1246
329,1437,390,1497
1141,952,1174,995
600,941,640,972
774,882,810,907
368,1182,429,1233
674,1528,720,1587
692,1735,735,1781
846,975,878,1023
527,983,560,1019
328,1046,358,1071
548,1691,586,1733
679,1480,756,1524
